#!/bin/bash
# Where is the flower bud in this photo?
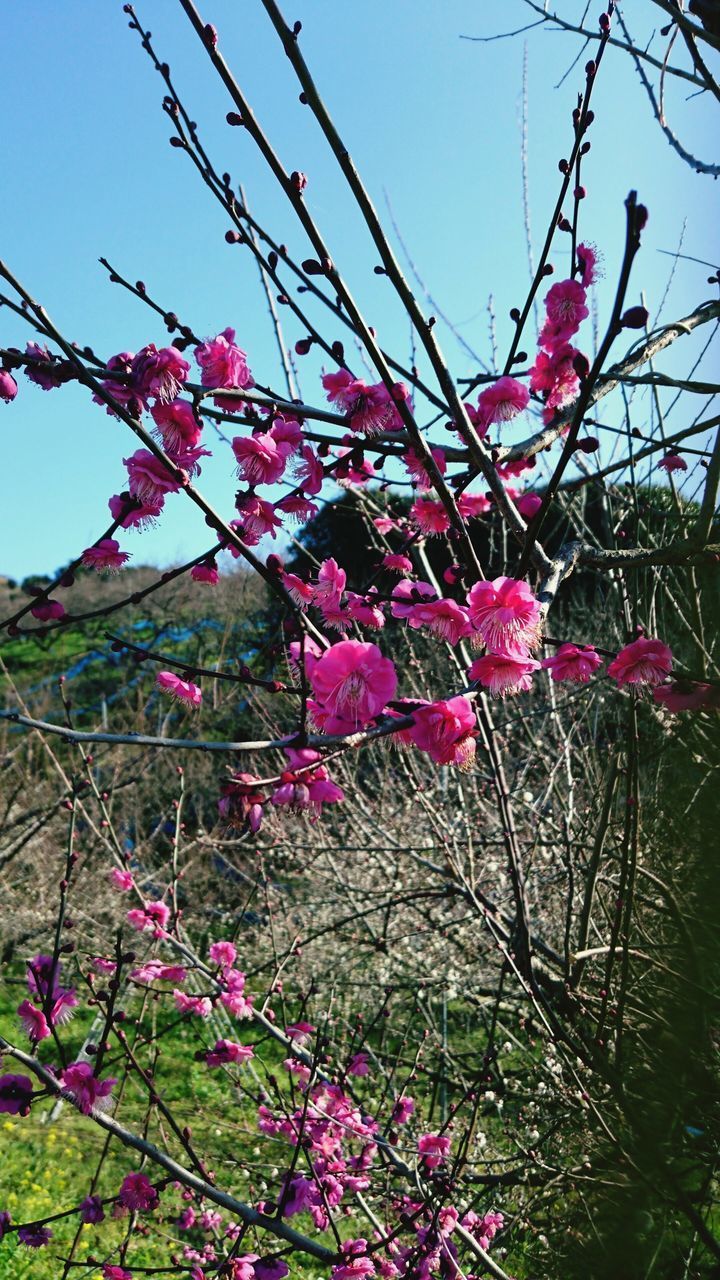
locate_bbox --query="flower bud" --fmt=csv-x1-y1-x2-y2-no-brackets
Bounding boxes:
0,370,18,402
620,305,649,329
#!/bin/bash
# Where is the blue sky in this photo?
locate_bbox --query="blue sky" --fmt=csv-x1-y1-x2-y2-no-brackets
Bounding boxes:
1,0,717,580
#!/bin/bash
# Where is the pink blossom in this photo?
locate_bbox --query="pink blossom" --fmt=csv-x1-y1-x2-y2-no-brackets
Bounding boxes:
51,989,79,1026
30,599,65,622
151,399,202,451
209,940,237,969
220,968,254,1019
233,494,283,544
653,682,719,713
469,653,541,697
323,372,407,435
195,327,254,409
103,1267,133,1280
539,279,589,348
0,370,18,401
83,539,131,573
403,446,446,490
409,696,477,769
346,591,385,630
166,443,210,478
658,453,687,474
410,497,450,536
437,1206,459,1236
108,492,164,530
130,961,187,983
331,1240,376,1280
118,1172,159,1212
25,342,65,390
337,449,377,485
191,561,219,585
271,754,345,817
232,432,290,485
476,377,529,429
314,557,346,603
517,491,542,520
131,344,190,403
282,572,314,608
17,1000,50,1044
374,515,400,534
576,241,602,287
123,450,181,505
294,443,324,494
322,368,355,405
390,579,436,620
383,553,413,573
406,598,471,646
542,643,603,683
462,1209,504,1250
270,416,303,453
110,867,134,891
320,597,351,634
0,1074,33,1115
288,638,324,681
391,1095,415,1124
458,490,491,520
275,495,318,525
310,640,397,728
228,1258,257,1280
458,398,489,440
466,576,541,657
126,899,171,936
156,670,202,709
174,991,213,1018
348,1051,370,1076
418,1133,451,1169
205,1039,254,1067
313,599,351,634
61,1061,116,1115
218,772,265,832
286,1020,316,1042
94,351,141,415
497,456,532,480
608,637,673,687
529,342,580,415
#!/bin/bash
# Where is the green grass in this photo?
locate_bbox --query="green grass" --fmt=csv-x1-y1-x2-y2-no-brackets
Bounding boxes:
0,979,277,1279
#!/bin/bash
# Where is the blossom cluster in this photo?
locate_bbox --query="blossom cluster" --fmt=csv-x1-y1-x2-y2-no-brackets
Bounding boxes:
0,932,510,1280
2,249,706,834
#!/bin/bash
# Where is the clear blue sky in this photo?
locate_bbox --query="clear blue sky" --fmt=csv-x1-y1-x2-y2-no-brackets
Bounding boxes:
1,0,717,580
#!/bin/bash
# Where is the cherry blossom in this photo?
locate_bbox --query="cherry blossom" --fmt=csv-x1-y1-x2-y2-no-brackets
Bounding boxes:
608,636,673,687
310,640,397,729
542,643,603,683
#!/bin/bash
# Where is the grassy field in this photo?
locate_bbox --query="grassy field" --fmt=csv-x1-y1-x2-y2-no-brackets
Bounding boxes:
0,978,284,1280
